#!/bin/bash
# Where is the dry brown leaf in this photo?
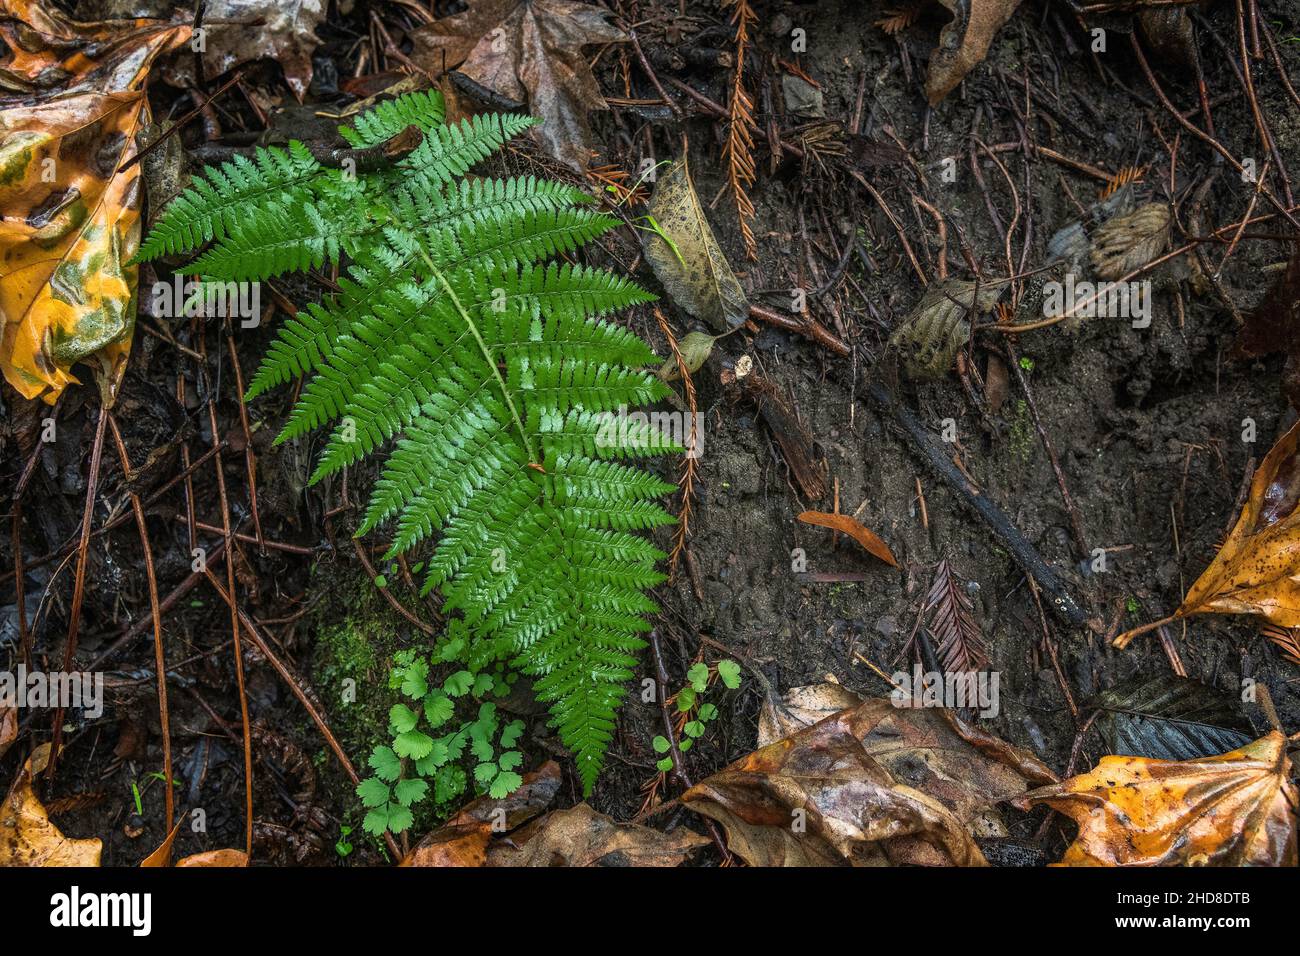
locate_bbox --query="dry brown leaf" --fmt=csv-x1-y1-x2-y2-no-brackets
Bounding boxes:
926,0,1024,105
682,699,1056,866
1118,419,1300,647
0,0,190,405
757,681,862,747
0,743,102,866
643,156,750,332
174,848,249,866
1089,201,1171,279
410,0,626,171
1014,732,1297,866
161,0,326,102
488,802,709,866
402,761,561,867
798,510,899,567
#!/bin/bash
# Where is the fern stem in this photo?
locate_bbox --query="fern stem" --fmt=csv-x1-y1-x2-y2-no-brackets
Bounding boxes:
413,246,539,465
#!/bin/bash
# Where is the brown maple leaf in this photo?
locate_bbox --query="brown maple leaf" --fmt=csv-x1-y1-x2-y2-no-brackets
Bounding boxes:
161,0,327,102
410,0,628,171
1015,732,1298,866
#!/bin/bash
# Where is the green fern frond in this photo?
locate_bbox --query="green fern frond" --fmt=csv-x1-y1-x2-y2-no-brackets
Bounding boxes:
144,91,683,795
136,141,323,262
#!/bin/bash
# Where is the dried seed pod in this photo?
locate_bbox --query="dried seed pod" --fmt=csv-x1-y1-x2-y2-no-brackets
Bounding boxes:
1090,202,1171,280
889,278,1005,380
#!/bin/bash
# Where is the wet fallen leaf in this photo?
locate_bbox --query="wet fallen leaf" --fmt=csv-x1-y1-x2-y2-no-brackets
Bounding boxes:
174,848,249,866
1089,674,1254,762
161,0,326,102
402,761,561,867
0,0,190,405
1014,732,1297,866
1232,248,1300,410
926,0,1024,105
643,156,750,332
1089,201,1171,279
410,0,627,171
0,743,102,866
658,329,718,382
1138,7,1196,67
1117,419,1300,646
756,681,862,747
488,802,709,866
798,510,899,567
682,699,1056,866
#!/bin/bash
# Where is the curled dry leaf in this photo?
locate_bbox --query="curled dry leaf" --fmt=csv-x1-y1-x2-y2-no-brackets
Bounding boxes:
888,277,1004,380
410,0,627,171
174,849,249,867
0,0,190,405
643,156,750,332
797,510,899,567
1089,201,1171,280
682,699,1056,866
161,0,326,102
0,743,102,866
488,802,709,867
1117,419,1300,648
926,0,1025,105
402,760,561,867
1014,732,1297,866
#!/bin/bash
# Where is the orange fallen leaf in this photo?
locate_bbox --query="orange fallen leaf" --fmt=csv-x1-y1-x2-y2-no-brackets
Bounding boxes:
0,0,190,405
926,0,1024,105
797,510,898,567
1014,732,1298,866
0,701,15,760
175,848,249,867
0,743,102,866
1116,419,1300,647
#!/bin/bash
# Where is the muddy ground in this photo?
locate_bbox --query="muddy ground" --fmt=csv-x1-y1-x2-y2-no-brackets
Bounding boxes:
2,0,1298,865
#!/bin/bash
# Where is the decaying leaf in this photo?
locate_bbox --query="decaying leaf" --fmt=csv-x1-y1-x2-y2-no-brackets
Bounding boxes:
0,0,190,405
0,743,103,866
489,802,709,867
139,816,185,867
798,510,899,567
1089,201,1171,280
1089,675,1254,762
1014,732,1297,866
161,0,326,102
756,681,862,747
402,761,561,867
925,0,1024,105
1138,7,1196,67
1117,419,1300,648
888,277,1004,380
410,0,627,171
682,698,1057,866
174,848,249,866
1232,248,1300,411
643,156,750,332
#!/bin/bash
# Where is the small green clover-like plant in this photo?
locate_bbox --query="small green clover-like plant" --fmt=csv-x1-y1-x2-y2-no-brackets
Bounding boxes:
357,624,526,837
652,659,742,773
